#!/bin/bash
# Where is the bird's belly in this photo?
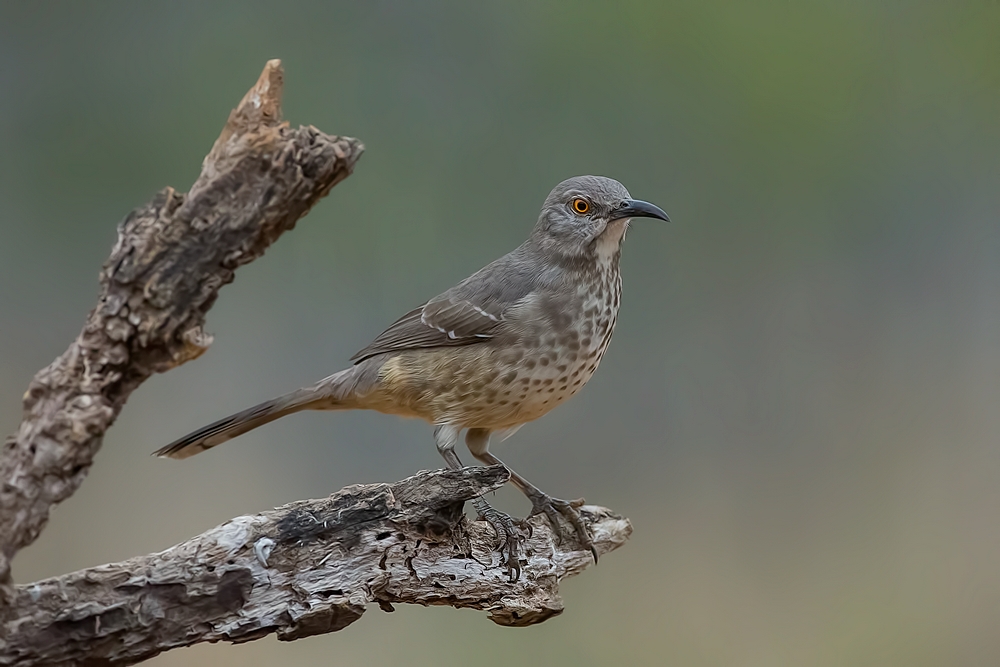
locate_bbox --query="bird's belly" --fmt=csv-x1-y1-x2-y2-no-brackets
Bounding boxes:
467,324,615,428
500,349,602,424
373,291,619,430
372,342,605,427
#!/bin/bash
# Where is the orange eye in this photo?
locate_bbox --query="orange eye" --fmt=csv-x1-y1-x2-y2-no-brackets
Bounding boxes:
572,198,590,214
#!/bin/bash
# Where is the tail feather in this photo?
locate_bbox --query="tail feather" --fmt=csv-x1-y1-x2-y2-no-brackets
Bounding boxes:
154,388,325,459
154,364,380,460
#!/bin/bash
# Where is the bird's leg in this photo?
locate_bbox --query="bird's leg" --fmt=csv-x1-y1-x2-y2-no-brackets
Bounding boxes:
433,424,466,471
435,425,521,581
465,428,596,562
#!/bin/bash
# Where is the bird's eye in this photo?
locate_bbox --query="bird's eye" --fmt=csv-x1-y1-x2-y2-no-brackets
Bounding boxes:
571,198,590,215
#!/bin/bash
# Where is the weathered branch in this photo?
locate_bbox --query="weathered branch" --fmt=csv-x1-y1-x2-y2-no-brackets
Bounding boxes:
0,60,635,664
0,60,364,585
0,467,632,666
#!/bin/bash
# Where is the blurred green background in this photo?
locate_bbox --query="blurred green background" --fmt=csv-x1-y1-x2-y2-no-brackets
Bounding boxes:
3,1,1000,665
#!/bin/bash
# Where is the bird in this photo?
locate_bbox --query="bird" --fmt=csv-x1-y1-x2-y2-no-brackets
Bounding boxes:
155,175,669,578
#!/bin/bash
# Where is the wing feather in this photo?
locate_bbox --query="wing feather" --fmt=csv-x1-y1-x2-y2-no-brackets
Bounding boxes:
349,297,503,362
349,245,541,363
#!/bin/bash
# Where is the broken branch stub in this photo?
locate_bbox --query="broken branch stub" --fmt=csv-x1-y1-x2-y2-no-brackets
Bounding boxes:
0,59,364,585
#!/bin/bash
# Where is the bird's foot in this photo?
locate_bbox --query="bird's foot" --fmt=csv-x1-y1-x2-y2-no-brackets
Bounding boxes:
527,492,597,562
472,496,524,582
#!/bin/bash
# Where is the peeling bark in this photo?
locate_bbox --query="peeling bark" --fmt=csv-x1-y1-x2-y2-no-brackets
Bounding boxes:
0,60,364,586
0,467,632,666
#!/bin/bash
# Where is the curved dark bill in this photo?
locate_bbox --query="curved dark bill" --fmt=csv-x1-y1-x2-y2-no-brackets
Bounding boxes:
611,198,670,222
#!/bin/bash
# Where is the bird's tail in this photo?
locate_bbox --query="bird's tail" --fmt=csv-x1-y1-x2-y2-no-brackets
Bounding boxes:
153,367,366,460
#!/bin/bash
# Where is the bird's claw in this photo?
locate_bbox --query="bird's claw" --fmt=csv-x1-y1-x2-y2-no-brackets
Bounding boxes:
473,498,524,582
528,493,597,562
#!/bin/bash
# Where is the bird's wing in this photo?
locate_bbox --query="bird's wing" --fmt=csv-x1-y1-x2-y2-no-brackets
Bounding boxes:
350,246,539,363
348,296,503,362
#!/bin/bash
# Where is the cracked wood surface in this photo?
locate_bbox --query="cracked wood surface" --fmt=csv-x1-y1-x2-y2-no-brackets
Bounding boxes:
0,467,632,666
0,60,364,587
0,59,634,665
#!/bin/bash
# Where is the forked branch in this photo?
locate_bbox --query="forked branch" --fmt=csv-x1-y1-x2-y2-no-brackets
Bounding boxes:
0,60,362,585
0,60,632,666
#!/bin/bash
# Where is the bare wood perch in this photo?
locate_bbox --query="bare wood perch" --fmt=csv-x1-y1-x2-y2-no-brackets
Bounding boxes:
0,467,631,666
0,60,633,664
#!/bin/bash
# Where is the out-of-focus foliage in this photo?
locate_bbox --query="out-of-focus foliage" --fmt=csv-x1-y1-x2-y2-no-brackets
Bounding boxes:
2,2,999,665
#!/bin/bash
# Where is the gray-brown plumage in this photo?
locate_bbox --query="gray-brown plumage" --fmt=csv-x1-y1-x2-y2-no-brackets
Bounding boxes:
155,175,669,577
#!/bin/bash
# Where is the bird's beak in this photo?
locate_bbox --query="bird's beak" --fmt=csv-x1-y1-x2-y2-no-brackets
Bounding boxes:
610,198,670,222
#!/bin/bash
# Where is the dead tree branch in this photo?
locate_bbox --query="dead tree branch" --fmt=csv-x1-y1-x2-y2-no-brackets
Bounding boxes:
0,60,363,586
0,467,632,666
0,60,634,664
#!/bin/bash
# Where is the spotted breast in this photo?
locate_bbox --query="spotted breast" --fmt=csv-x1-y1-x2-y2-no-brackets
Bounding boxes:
504,264,621,426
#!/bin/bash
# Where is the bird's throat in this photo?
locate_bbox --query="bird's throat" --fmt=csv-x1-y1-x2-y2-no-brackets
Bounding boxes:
594,219,628,263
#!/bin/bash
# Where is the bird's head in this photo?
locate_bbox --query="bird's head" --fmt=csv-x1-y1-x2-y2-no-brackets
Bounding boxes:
532,175,669,262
